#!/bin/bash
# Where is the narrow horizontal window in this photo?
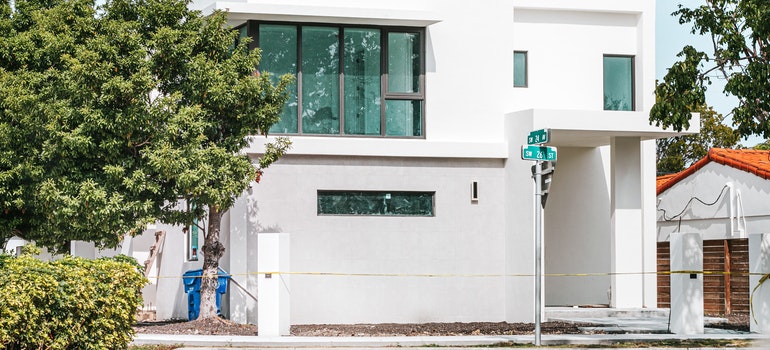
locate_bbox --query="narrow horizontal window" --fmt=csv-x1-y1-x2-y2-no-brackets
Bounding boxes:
318,191,434,216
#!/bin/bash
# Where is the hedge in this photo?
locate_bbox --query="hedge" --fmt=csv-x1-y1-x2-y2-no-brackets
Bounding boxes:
0,254,147,349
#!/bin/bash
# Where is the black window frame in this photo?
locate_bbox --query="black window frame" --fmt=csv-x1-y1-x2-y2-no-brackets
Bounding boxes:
602,54,635,111
239,20,426,138
317,190,436,217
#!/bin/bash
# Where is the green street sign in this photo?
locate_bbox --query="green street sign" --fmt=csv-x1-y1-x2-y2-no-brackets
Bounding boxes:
521,145,557,161
527,128,551,145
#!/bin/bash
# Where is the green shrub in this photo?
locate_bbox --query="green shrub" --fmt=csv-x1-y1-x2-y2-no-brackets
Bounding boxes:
0,254,148,349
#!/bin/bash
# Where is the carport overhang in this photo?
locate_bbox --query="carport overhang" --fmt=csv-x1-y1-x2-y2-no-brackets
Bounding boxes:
506,108,699,309
508,109,700,148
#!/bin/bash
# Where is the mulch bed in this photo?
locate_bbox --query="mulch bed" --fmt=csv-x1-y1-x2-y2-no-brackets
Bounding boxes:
133,313,751,336
133,319,597,336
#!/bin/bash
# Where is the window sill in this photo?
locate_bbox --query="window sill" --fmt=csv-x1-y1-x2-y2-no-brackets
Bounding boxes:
245,136,507,159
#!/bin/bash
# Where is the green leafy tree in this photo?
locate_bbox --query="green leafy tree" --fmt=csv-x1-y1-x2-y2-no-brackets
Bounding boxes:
0,0,291,320
657,104,739,174
650,0,770,139
753,140,770,150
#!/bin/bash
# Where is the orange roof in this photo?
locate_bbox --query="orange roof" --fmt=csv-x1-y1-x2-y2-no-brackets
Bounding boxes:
656,148,770,195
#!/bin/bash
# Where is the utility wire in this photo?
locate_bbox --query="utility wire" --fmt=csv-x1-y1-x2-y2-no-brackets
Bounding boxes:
657,184,729,232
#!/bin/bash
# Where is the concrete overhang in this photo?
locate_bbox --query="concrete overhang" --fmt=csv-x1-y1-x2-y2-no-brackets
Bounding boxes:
191,1,442,27
508,109,700,148
513,0,644,15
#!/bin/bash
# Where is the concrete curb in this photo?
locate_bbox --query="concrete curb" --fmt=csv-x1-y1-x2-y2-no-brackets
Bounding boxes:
132,332,769,348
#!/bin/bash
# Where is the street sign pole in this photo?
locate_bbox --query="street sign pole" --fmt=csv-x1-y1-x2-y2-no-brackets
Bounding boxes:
523,128,554,347
533,161,542,347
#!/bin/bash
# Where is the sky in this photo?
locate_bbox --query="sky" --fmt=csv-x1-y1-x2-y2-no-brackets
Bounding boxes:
655,0,764,147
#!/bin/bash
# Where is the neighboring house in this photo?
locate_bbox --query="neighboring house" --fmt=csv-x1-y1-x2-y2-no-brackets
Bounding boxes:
61,0,697,324
656,148,770,315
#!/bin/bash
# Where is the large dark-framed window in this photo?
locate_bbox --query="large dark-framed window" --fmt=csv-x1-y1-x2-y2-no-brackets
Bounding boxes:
603,55,635,111
317,190,435,216
239,21,426,138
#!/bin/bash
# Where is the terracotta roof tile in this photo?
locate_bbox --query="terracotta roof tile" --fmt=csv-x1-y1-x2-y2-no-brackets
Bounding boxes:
656,148,770,195
656,173,678,189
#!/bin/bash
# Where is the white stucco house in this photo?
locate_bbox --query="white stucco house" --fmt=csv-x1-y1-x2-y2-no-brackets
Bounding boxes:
53,0,700,325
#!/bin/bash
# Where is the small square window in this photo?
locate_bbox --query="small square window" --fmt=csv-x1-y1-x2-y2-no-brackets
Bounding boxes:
514,51,528,87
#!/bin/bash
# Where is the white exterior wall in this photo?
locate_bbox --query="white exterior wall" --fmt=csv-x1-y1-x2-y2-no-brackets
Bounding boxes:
61,0,694,324
251,157,507,323
657,162,770,241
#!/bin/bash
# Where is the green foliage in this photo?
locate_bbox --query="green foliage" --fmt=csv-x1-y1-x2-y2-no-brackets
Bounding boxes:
753,139,770,150
651,1,770,138
656,104,739,174
19,242,42,256
0,0,291,252
0,255,147,349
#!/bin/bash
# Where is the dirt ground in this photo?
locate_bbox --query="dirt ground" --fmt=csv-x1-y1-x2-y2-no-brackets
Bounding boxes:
132,313,750,336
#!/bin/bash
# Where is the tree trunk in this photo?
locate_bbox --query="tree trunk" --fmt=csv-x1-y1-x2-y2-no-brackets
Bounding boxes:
198,206,225,319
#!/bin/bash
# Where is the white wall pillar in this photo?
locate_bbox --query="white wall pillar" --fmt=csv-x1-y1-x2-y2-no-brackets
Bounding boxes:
750,233,770,333
258,232,290,336
640,139,658,308
610,137,644,307
70,241,96,259
670,233,704,334
228,194,256,324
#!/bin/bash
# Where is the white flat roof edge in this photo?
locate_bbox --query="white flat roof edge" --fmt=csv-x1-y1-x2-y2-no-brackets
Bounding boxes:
513,0,643,14
195,1,442,27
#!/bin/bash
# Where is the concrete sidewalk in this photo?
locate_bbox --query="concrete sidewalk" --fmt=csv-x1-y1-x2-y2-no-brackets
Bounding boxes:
132,308,769,348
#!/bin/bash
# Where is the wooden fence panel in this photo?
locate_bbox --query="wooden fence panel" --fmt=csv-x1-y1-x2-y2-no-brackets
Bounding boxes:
657,238,749,316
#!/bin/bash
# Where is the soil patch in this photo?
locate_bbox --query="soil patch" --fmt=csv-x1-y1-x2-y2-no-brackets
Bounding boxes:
134,319,594,336
133,313,751,336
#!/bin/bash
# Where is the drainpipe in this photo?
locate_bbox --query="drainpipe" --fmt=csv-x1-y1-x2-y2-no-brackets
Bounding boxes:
727,182,735,237
726,182,746,238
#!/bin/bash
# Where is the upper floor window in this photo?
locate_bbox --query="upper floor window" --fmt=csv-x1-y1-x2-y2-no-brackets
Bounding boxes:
603,55,634,111
513,51,527,87
247,21,425,137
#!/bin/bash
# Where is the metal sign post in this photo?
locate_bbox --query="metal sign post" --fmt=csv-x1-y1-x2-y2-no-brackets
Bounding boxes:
522,128,555,347
533,161,543,346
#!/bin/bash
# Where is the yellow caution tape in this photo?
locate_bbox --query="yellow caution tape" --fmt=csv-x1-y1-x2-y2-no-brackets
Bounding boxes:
156,269,770,279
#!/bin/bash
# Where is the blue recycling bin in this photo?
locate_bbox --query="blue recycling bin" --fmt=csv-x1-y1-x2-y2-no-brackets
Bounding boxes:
182,268,231,320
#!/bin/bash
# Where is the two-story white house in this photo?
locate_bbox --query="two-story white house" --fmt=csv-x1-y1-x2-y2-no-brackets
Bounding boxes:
67,0,697,325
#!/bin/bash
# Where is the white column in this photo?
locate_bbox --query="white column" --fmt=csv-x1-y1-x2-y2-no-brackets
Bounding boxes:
750,233,770,333
610,137,644,307
641,139,658,308
258,232,291,336
670,233,704,334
